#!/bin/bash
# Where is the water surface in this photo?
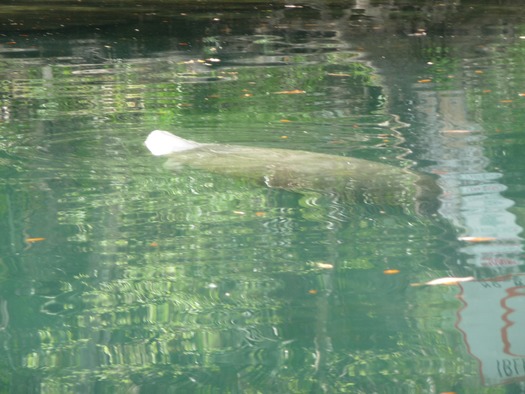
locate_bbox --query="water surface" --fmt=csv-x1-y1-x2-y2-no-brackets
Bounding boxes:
1,2,525,393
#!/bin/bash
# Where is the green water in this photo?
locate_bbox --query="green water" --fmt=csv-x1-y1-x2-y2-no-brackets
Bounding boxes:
1,2,525,393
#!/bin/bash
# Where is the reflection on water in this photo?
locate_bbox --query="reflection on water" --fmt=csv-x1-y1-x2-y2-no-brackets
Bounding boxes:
0,2,525,393
406,32,525,391
458,274,525,386
414,88,523,270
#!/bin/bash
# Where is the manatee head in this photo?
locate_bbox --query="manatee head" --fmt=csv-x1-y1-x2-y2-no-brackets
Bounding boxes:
145,130,201,156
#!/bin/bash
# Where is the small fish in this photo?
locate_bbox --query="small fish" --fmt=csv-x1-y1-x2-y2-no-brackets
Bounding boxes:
273,89,306,94
442,129,477,134
327,73,352,77
25,237,46,243
458,236,497,243
316,262,334,269
411,276,475,287
383,269,400,275
23,237,46,251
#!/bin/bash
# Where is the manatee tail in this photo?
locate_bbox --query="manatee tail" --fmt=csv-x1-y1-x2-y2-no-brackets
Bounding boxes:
145,130,201,156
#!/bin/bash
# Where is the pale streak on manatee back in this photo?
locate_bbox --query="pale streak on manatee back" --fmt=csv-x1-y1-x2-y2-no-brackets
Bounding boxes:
145,130,201,156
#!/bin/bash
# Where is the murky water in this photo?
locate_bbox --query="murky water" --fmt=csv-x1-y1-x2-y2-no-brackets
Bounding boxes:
1,2,525,393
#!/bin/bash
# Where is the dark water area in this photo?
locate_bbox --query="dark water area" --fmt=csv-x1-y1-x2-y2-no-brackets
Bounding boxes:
1,1,525,393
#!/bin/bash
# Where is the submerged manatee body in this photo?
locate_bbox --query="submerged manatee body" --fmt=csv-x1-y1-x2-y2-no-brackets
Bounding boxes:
145,130,440,214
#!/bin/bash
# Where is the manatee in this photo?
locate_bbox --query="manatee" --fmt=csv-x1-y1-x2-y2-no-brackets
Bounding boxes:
145,130,440,214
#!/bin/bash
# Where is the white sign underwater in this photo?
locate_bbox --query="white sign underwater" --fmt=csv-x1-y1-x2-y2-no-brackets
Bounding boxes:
457,274,525,386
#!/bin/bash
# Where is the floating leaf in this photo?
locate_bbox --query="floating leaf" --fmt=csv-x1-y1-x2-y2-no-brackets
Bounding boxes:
417,79,432,83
